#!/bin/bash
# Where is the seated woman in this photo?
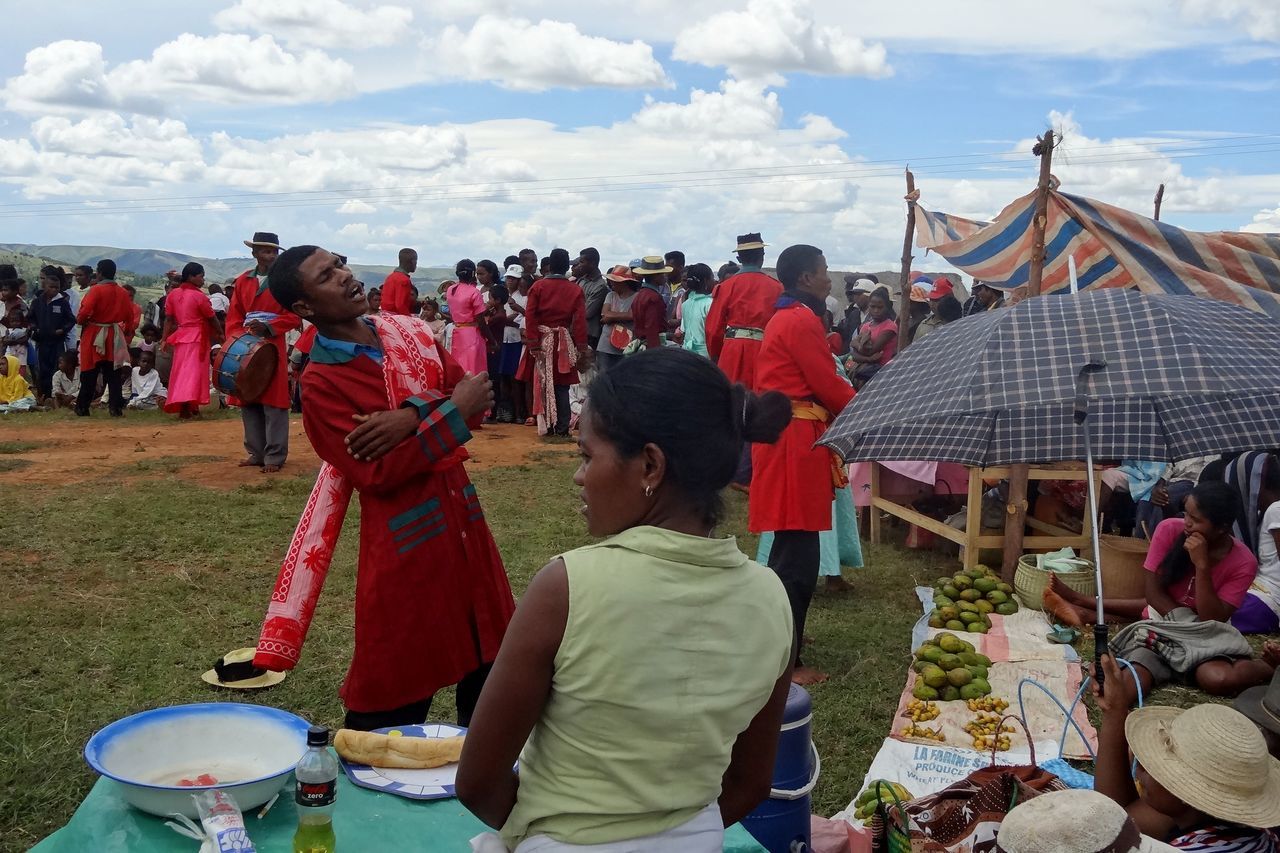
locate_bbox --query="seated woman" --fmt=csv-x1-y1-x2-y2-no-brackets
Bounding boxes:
0,354,36,413
1093,654,1280,851
457,347,796,852
1228,453,1280,634
843,286,897,388
1046,482,1276,701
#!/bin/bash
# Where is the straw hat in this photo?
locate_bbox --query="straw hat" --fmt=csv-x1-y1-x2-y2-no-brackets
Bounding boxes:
997,789,1176,852
734,232,767,251
632,256,672,276
1125,704,1280,829
201,648,286,690
605,264,639,283
243,231,281,250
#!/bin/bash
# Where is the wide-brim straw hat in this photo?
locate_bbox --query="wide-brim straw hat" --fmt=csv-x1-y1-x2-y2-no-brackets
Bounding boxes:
996,789,1176,852
632,255,672,276
605,264,639,283
243,231,281,250
201,648,286,690
734,232,767,251
1125,704,1280,829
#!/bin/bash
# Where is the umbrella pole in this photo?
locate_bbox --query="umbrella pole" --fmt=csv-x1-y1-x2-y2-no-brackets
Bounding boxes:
1079,413,1109,691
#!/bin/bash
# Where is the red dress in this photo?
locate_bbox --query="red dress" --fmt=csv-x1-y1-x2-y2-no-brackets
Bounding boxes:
705,271,783,389
227,270,301,409
299,331,515,712
381,270,413,316
76,281,137,371
518,276,587,385
749,302,855,533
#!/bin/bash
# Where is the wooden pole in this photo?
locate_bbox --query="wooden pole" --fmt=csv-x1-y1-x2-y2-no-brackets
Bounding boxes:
1153,183,1165,221
897,169,917,349
1000,130,1055,584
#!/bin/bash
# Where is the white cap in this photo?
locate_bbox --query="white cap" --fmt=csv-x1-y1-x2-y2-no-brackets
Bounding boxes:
851,278,877,294
504,264,523,279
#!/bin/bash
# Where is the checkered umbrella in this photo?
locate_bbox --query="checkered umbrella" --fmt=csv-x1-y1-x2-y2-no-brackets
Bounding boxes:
821,289,1280,466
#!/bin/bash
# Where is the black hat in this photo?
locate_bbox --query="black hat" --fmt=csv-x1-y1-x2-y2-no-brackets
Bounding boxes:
734,233,767,251
1235,669,1280,738
244,232,281,250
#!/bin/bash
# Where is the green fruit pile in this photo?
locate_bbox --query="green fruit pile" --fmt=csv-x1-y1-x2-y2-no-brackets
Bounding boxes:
852,780,913,822
927,564,1019,633
911,633,994,701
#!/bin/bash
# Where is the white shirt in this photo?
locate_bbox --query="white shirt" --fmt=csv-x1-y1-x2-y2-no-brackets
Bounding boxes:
1250,501,1280,615
52,367,80,396
209,292,230,313
505,290,527,344
131,367,166,400
64,288,82,348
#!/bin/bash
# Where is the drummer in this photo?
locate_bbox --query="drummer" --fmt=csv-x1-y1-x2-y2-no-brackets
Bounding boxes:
227,231,300,473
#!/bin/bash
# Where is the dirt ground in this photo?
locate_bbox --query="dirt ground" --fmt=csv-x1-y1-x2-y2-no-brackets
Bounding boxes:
0,415,574,489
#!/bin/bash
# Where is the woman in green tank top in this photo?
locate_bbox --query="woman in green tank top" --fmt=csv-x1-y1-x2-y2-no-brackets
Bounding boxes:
459,347,797,851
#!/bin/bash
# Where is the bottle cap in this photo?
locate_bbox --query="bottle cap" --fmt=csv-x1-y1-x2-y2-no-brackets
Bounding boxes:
306,725,330,747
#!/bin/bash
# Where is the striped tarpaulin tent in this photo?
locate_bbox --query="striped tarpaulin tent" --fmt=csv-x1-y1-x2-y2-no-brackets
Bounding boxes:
914,190,1280,319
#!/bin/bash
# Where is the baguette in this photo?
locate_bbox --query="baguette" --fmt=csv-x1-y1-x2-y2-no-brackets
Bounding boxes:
334,729,466,769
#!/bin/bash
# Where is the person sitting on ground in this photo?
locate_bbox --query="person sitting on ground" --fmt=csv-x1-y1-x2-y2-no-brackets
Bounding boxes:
1229,454,1280,633
137,324,161,355
126,350,167,410
49,351,80,409
457,347,794,852
0,354,36,413
1235,667,1280,760
843,285,897,388
1101,459,1169,536
998,788,1179,853
1093,653,1280,850
96,362,133,408
1047,482,1276,702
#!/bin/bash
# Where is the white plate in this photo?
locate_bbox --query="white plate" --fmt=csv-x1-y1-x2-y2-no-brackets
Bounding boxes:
338,723,464,800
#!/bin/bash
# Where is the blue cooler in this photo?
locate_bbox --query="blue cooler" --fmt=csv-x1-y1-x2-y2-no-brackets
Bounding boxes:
741,684,818,853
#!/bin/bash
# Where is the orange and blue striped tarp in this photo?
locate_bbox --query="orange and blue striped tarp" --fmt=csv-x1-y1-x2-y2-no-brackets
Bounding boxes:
914,190,1280,319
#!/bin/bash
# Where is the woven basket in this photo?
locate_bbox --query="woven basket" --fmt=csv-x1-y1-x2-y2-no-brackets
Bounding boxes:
1099,534,1150,599
1014,554,1096,607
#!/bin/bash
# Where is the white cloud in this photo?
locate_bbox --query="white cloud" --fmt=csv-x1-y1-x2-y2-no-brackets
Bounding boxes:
110,33,357,104
338,199,377,214
2,40,160,115
674,0,891,81
204,201,231,211
1179,0,1280,41
214,0,415,49
424,15,670,91
1243,204,1280,233
630,79,782,137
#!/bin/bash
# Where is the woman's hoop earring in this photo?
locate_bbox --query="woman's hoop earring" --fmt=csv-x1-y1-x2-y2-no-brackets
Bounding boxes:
644,485,653,498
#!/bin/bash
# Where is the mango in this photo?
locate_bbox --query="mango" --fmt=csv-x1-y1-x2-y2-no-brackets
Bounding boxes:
933,595,955,609
971,677,992,694
960,641,976,654
938,606,961,623
952,575,972,590
947,667,973,687
913,682,940,701
959,611,981,625
974,600,995,614
959,683,987,700
942,584,960,599
996,602,1020,616
969,664,989,680
940,686,961,701
960,652,992,667
917,646,945,664
922,665,948,688
974,577,997,593
996,582,1013,594
937,654,962,671
970,621,989,634
945,620,966,632
928,613,946,628
986,590,1009,604
938,634,966,654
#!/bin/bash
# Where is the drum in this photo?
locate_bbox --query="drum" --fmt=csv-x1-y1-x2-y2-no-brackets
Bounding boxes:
212,333,277,403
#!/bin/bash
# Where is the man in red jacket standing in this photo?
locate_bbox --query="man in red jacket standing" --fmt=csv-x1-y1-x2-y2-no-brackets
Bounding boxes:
380,248,417,316
749,244,854,686
75,258,137,417
228,231,299,473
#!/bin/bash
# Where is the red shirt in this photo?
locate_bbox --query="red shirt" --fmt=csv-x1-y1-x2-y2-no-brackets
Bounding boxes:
631,285,667,349
705,271,783,387
76,281,137,371
381,270,413,316
226,269,301,409
749,302,855,533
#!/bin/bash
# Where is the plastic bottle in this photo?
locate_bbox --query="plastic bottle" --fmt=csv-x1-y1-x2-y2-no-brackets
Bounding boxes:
293,725,338,853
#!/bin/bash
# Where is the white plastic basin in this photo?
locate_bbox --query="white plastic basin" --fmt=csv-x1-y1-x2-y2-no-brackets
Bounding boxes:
84,702,310,818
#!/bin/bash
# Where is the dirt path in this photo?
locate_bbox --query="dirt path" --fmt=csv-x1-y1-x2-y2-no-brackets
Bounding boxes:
0,415,572,489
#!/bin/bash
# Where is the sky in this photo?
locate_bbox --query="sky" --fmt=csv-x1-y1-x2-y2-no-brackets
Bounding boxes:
1,0,1278,271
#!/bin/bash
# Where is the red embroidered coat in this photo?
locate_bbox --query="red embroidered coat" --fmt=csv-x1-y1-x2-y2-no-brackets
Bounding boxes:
519,275,587,385
299,324,515,712
705,271,783,389
227,270,301,409
749,302,855,533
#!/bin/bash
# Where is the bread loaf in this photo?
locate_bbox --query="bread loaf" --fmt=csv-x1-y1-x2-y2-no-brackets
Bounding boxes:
334,729,465,769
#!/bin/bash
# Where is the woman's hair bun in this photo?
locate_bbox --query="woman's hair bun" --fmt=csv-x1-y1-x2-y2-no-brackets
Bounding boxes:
731,385,791,444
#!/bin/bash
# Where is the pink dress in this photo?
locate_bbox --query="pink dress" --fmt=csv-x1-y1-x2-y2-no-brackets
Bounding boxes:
445,282,486,375
164,283,214,411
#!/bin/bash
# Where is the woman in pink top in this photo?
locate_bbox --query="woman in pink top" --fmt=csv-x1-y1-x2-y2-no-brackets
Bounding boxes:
446,259,486,375
161,263,222,419
843,286,897,388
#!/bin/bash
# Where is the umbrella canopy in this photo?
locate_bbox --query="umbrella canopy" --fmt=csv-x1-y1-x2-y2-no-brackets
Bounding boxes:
821,289,1280,466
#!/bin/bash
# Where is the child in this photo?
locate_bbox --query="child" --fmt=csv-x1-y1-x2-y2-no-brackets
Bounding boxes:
96,362,133,408
420,298,447,339
137,324,161,354
0,354,36,413
50,351,80,409
127,350,167,410
482,285,514,422
1,305,31,381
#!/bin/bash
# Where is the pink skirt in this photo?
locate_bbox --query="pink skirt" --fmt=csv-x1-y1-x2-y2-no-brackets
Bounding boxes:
449,326,487,375
164,340,210,411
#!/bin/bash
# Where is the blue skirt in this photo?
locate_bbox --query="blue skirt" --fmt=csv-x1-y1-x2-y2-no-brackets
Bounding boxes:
499,342,523,376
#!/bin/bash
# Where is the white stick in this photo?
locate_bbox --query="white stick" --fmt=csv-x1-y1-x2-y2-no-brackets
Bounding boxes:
1068,255,1079,295
257,792,280,820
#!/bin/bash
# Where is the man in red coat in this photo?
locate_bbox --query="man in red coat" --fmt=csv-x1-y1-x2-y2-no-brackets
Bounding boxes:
520,248,587,436
227,231,300,473
257,245,513,729
749,244,854,686
630,255,671,350
705,232,782,388
75,259,137,417
380,247,417,316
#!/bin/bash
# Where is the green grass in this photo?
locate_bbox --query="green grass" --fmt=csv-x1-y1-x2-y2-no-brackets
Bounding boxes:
0,441,40,455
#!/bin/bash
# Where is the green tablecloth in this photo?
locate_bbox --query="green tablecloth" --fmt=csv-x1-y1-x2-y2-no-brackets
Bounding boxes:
34,772,768,852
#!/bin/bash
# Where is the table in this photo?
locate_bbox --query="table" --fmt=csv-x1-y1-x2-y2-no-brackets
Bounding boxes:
868,462,1098,569
34,770,769,852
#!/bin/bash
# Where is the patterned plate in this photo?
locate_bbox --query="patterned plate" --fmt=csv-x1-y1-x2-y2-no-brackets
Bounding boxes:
338,723,465,800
